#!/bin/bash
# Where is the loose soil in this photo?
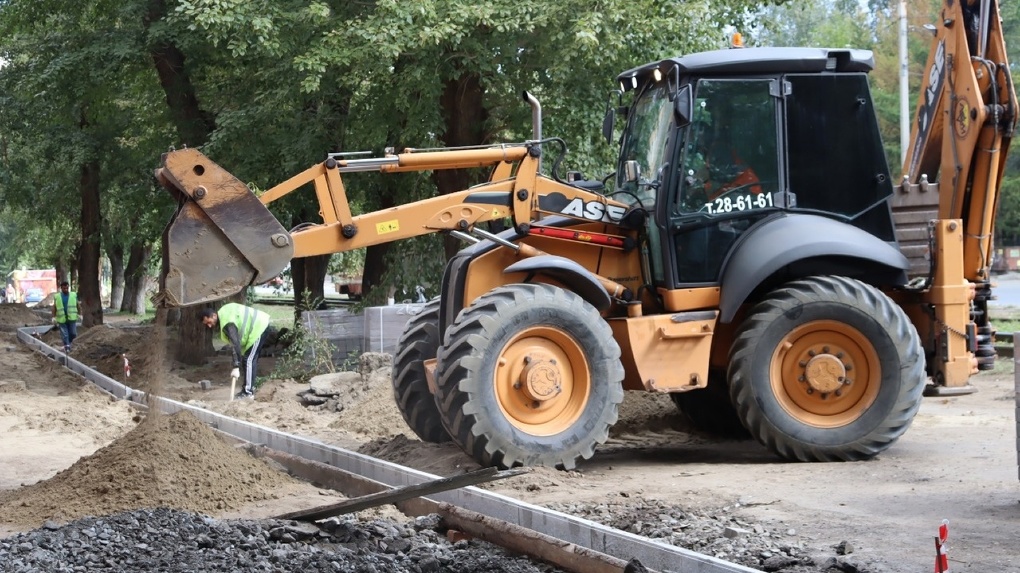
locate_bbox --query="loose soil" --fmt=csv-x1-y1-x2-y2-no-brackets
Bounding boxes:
1,304,1018,572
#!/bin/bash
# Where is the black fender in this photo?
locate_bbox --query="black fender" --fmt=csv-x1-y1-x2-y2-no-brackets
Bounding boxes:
504,255,612,312
719,213,909,323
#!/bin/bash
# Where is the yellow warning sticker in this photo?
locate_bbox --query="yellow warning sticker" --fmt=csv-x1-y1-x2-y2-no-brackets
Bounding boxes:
376,220,400,234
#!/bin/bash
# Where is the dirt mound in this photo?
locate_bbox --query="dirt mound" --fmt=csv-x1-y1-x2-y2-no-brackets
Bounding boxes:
66,324,192,392
359,434,479,475
0,410,297,528
0,303,48,331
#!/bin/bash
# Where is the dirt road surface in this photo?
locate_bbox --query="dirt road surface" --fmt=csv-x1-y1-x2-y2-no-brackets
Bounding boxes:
0,306,1017,572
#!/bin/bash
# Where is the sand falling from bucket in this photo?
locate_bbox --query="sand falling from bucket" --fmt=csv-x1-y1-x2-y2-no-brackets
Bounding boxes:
143,306,170,419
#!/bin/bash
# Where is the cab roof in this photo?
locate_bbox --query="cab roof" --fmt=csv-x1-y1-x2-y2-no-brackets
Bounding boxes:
617,47,875,86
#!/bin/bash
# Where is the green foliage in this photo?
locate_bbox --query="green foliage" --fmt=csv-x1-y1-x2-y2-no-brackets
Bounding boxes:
996,173,1020,245
0,0,177,290
744,0,872,48
268,292,335,380
0,0,775,301
269,319,338,382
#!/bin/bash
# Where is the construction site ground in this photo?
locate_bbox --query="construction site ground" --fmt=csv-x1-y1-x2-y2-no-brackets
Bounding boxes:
0,302,1017,572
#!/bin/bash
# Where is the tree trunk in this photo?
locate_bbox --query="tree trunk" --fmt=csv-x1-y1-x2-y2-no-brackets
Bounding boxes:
121,242,151,314
434,72,489,260
291,254,329,312
362,241,393,304
77,155,104,328
107,243,125,311
292,256,307,317
55,262,69,287
145,0,216,363
144,0,216,146
303,254,329,309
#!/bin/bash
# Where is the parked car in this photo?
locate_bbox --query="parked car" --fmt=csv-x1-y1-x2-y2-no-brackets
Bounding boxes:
24,288,44,305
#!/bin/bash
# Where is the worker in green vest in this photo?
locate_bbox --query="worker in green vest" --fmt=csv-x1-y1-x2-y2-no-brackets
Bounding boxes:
53,280,80,353
200,303,278,399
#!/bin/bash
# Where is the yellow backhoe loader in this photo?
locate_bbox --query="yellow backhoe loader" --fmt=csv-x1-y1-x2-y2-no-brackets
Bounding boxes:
156,0,1015,469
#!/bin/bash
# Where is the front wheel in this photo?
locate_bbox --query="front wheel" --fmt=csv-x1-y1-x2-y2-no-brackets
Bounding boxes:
391,298,451,443
434,284,624,469
729,276,925,462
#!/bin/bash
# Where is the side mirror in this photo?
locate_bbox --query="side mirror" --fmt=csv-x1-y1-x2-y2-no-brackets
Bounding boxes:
673,84,692,127
602,105,616,144
624,160,641,183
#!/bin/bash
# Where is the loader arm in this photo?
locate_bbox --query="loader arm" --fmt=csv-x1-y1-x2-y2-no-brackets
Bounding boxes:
156,144,632,307
895,0,1017,389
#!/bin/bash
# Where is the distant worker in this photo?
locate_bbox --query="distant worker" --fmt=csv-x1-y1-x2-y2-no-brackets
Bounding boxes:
200,303,278,400
53,280,80,353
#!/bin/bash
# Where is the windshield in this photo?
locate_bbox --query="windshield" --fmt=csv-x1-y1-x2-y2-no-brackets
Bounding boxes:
616,82,674,208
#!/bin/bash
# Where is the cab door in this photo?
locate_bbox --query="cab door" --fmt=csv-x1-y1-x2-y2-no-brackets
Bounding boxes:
665,78,783,285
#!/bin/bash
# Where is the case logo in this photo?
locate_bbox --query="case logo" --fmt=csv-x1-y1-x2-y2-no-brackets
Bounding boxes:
560,198,628,223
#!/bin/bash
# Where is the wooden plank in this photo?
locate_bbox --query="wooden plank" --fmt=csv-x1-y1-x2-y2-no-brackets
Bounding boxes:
274,466,529,522
438,503,656,573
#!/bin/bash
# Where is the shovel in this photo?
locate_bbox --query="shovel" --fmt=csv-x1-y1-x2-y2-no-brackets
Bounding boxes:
229,374,238,401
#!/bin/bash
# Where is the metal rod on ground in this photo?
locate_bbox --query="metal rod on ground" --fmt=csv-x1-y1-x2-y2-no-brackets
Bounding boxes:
438,503,657,573
275,466,530,522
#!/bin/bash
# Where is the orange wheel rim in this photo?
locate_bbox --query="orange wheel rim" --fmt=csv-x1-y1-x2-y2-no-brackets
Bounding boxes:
769,320,880,428
493,326,590,437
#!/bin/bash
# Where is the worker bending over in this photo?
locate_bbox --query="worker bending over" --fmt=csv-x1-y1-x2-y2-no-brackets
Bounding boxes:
200,303,277,399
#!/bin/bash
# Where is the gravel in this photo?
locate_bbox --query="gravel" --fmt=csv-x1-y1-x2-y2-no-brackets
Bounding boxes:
547,498,879,573
0,508,565,573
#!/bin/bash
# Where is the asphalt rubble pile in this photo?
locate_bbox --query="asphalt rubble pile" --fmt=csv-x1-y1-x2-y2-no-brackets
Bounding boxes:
0,508,565,573
549,498,872,573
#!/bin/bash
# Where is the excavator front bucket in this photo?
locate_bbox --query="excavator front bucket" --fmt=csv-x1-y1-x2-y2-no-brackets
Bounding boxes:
156,148,293,307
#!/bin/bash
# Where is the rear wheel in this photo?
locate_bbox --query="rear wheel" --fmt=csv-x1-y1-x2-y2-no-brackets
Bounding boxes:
729,276,925,462
670,370,749,438
391,298,451,443
434,284,624,469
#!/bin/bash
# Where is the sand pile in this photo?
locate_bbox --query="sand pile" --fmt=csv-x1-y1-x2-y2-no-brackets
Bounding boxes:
0,410,297,528
0,303,48,331
3,382,137,442
66,324,193,392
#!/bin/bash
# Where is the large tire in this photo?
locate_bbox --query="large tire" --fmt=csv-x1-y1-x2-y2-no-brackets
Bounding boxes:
391,298,451,443
728,276,925,462
670,369,749,438
434,283,624,469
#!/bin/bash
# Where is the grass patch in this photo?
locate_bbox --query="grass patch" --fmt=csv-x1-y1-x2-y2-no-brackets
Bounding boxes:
252,303,297,329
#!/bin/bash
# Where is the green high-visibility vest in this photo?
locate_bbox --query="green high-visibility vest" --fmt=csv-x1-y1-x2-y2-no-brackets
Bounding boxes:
55,292,78,324
217,303,270,352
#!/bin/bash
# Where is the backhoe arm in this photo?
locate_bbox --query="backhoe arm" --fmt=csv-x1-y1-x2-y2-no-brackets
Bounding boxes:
896,0,1017,389
901,0,1017,281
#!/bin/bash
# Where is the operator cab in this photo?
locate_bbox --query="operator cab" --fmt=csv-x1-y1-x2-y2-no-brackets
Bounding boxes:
611,47,898,289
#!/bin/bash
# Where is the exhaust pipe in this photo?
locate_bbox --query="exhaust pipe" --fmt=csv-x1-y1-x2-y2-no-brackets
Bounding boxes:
523,91,542,172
